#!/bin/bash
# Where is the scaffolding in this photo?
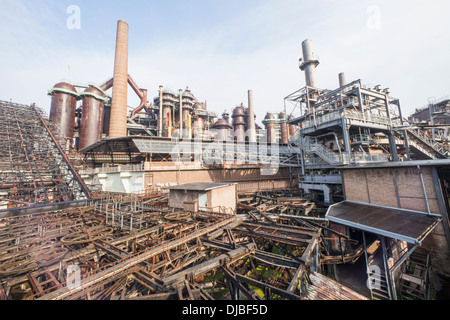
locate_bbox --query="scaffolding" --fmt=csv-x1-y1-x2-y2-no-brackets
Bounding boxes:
0,100,91,209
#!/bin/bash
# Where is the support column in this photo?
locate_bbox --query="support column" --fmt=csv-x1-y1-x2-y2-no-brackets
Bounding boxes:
388,132,399,162
179,89,183,137
432,167,450,248
341,118,351,163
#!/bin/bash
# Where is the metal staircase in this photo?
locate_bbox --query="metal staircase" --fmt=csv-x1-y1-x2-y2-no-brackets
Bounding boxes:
297,136,345,165
399,248,431,300
365,239,392,300
404,127,448,159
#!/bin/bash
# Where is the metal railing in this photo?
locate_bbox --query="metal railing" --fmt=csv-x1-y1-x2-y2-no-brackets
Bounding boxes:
301,109,391,131
299,136,388,165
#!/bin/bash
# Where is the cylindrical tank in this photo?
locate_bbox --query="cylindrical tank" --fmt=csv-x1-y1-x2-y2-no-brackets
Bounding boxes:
212,118,233,141
193,117,204,139
79,86,105,150
48,82,79,141
102,104,111,136
287,115,298,140
193,103,205,139
232,106,246,143
109,20,129,138
279,112,288,144
264,113,277,144
182,109,190,138
163,106,172,138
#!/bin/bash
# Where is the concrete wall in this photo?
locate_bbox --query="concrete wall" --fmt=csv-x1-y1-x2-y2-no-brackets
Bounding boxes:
169,185,236,214
168,189,199,209
97,171,144,193
145,167,291,190
209,185,237,214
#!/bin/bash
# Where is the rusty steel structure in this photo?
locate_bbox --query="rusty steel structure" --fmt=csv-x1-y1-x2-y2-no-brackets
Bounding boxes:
0,100,91,208
48,82,79,148
0,188,373,300
79,86,107,150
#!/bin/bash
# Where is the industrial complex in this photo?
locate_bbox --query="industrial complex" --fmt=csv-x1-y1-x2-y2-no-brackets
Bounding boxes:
0,19,449,302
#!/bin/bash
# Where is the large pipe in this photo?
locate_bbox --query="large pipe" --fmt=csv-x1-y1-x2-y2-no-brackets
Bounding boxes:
99,78,113,92
338,72,346,88
300,39,319,88
109,20,129,138
128,74,148,116
179,89,183,137
247,90,257,143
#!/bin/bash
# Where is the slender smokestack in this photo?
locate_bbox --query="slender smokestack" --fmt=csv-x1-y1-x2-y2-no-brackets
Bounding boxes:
109,20,129,138
179,89,183,137
299,39,319,87
339,72,346,87
247,89,257,143
158,85,163,137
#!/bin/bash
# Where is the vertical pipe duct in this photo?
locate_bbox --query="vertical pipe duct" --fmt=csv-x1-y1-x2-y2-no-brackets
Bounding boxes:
109,19,129,138
158,85,163,137
179,89,183,137
299,39,319,88
338,72,346,87
247,90,257,143
279,112,288,144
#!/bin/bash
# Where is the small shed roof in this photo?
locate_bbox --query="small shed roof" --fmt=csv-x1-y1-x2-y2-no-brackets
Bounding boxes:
325,201,441,244
169,182,236,192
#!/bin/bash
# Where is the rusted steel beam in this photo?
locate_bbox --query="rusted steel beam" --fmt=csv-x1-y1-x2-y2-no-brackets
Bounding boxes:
234,273,301,300
38,216,236,300
27,273,45,297
162,243,256,288
0,283,7,300
221,266,262,300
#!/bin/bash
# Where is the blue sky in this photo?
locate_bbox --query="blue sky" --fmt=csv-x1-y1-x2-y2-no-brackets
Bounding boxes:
1,0,450,125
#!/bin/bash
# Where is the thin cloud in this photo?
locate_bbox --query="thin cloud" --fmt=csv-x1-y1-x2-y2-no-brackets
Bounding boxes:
1,0,449,123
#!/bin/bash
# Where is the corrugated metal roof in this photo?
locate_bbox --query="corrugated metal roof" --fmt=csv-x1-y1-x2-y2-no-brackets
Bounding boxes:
325,201,441,244
305,272,368,300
